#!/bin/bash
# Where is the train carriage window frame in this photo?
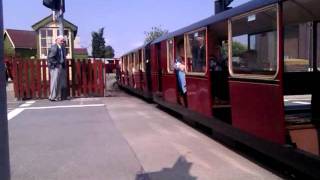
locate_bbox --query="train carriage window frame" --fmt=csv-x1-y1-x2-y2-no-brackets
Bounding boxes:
141,48,146,72
167,38,175,73
121,57,124,72
228,4,280,80
184,27,208,76
134,51,139,73
123,55,128,73
128,54,133,73
138,50,142,72
133,52,135,73
284,22,313,72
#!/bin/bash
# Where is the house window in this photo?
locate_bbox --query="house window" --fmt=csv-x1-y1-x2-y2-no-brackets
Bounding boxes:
167,39,175,73
39,28,72,59
185,29,207,73
40,29,53,58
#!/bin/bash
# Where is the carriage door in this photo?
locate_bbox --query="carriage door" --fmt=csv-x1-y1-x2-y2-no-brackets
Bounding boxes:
145,47,152,92
156,42,163,93
228,5,286,144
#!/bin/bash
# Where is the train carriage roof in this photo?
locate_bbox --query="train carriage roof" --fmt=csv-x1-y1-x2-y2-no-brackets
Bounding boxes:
121,42,151,57
152,0,279,44
121,0,279,57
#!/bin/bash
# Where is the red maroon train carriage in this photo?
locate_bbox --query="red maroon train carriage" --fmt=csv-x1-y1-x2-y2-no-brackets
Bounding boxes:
119,0,320,178
120,46,152,99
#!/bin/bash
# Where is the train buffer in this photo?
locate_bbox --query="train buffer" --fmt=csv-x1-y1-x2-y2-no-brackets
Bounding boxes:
8,93,281,180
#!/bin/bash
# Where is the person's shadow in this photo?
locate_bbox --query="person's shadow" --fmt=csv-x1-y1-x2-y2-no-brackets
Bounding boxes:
135,156,197,180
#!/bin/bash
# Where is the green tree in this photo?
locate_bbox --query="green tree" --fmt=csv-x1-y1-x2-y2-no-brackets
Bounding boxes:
232,41,247,56
91,28,106,58
144,26,169,44
105,45,115,58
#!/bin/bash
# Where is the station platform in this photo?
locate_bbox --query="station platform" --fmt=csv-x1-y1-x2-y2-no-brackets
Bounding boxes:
8,91,281,180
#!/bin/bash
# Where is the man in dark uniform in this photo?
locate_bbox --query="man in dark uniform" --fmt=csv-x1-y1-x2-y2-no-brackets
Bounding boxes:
48,35,67,101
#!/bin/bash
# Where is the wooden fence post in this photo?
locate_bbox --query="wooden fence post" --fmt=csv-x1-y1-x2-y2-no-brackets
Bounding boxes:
12,58,19,99
10,58,109,100
42,60,48,98
36,60,41,98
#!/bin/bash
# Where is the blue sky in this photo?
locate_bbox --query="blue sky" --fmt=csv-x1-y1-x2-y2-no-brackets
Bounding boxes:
3,0,250,57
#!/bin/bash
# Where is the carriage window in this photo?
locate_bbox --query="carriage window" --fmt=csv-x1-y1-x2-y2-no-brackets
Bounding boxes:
121,58,124,71
284,23,312,72
230,7,277,76
134,52,139,73
167,39,175,73
141,49,146,72
175,36,185,67
128,55,133,73
186,29,207,73
124,57,128,72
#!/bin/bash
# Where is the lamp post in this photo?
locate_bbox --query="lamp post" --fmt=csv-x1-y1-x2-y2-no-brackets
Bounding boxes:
43,0,65,36
0,0,11,179
57,0,65,36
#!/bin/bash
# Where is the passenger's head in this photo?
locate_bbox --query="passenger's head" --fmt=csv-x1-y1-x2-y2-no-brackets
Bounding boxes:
56,35,65,45
198,37,205,47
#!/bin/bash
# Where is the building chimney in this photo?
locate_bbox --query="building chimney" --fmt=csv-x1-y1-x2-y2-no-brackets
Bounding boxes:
215,0,233,14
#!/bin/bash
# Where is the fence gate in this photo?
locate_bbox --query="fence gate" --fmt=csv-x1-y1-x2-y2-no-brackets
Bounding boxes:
10,58,106,100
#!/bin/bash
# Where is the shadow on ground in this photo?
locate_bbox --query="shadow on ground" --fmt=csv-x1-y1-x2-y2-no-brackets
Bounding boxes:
135,156,197,180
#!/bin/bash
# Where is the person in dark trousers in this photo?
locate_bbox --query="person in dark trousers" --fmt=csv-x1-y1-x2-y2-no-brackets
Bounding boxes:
48,35,67,101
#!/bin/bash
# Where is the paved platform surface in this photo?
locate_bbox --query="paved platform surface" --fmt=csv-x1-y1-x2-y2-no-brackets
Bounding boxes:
8,92,281,180
6,82,22,113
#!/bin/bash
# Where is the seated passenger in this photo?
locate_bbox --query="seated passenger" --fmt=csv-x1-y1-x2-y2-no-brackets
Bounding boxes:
192,37,206,72
239,50,257,70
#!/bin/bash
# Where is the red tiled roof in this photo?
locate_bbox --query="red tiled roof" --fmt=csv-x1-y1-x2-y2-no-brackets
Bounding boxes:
74,48,88,55
5,29,37,49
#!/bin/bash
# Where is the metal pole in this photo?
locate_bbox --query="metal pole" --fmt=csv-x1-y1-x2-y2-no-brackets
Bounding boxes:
58,0,64,36
58,13,64,36
0,0,11,179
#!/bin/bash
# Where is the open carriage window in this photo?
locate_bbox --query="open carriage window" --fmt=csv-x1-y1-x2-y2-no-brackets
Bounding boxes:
185,29,207,73
283,0,320,72
284,23,312,72
167,39,175,73
230,6,278,77
128,54,133,73
121,58,124,71
141,49,146,72
175,36,185,68
124,56,128,72
134,52,139,73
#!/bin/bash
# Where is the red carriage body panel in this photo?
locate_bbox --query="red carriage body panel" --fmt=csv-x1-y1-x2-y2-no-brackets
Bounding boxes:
229,81,285,144
162,74,177,104
186,76,212,117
